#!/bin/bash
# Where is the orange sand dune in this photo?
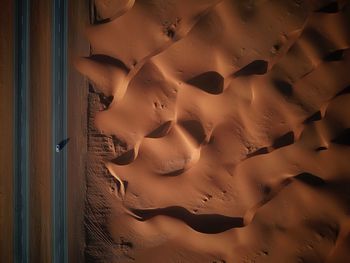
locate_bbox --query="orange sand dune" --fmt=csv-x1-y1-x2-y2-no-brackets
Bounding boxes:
77,0,350,262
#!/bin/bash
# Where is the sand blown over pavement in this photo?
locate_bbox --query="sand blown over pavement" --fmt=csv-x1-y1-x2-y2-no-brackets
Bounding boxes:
76,0,350,262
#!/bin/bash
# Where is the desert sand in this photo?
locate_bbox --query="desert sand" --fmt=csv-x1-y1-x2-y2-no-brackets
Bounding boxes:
76,0,350,262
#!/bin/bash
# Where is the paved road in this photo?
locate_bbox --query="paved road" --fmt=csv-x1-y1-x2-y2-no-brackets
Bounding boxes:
52,0,68,262
14,0,68,262
14,1,29,262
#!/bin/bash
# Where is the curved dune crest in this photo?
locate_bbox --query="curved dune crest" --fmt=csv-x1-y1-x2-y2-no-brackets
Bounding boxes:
80,0,350,262
94,0,135,22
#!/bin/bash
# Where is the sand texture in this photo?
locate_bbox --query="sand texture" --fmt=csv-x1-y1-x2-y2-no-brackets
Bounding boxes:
77,0,350,262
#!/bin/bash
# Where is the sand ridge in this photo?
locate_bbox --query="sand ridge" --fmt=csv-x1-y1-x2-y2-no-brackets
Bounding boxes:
77,0,350,262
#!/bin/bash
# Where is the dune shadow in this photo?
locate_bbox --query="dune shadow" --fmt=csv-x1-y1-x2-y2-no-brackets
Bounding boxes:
246,131,295,159
99,94,114,108
234,60,268,77
304,111,322,124
187,71,224,95
272,131,294,149
88,54,129,71
316,2,339,13
247,147,269,158
324,49,345,61
331,128,350,145
131,206,244,234
146,121,172,138
315,146,328,151
294,172,326,187
302,28,334,57
336,85,350,97
112,149,135,165
161,168,185,177
273,80,293,97
178,120,207,145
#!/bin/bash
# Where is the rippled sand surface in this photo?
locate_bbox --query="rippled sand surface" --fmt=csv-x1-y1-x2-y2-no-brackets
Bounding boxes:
76,0,350,262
